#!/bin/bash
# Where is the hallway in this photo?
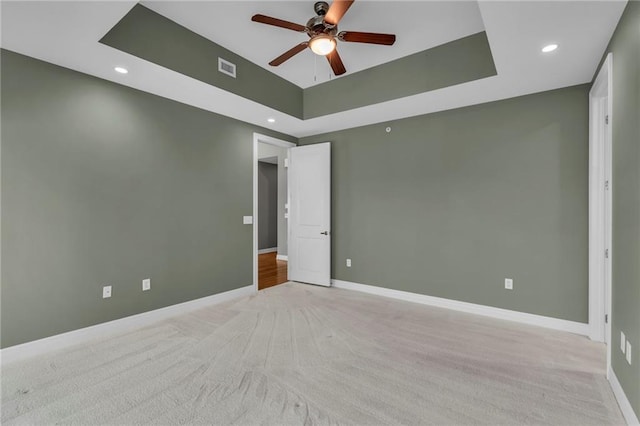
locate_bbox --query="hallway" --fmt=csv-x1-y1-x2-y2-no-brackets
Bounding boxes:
258,252,287,290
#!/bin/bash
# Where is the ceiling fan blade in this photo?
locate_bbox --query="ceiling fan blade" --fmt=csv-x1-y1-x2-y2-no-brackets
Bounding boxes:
269,42,309,66
338,31,396,45
251,14,306,32
324,0,355,26
326,49,346,76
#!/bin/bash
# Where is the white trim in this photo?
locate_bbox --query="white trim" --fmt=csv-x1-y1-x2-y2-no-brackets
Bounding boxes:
258,247,278,254
253,133,296,293
609,367,640,425
0,285,254,366
276,254,288,261
254,133,296,149
332,279,589,336
588,53,613,381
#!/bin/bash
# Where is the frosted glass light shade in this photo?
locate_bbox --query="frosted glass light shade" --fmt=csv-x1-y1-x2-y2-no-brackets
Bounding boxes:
310,35,336,56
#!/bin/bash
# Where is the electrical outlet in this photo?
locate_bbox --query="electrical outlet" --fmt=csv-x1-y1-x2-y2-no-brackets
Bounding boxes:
621,331,626,353
102,285,112,299
142,278,151,291
626,341,632,364
504,278,513,290
346,259,352,268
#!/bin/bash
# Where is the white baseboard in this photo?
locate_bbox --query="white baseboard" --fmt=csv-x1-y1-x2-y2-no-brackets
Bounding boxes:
609,367,640,425
276,254,288,261
258,247,278,254
331,279,589,336
0,285,255,366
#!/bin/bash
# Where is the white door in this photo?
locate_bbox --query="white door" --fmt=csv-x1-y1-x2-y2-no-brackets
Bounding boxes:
288,143,331,286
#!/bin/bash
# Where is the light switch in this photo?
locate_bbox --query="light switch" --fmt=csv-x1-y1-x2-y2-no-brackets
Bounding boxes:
243,216,253,225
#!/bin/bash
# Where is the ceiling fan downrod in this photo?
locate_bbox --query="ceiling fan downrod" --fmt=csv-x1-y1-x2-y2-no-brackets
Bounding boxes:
314,2,330,16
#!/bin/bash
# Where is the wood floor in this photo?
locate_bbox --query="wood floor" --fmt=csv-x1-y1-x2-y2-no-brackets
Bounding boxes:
1,283,624,425
258,251,287,290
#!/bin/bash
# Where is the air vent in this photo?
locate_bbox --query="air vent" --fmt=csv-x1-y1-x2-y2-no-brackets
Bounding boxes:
218,58,236,78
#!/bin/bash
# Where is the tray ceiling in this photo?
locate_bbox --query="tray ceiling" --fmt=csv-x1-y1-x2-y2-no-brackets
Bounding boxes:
0,1,627,137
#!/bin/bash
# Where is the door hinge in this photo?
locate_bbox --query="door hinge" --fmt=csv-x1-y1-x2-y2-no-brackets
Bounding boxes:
605,248,609,259
605,180,609,190
605,314,609,324
605,115,609,125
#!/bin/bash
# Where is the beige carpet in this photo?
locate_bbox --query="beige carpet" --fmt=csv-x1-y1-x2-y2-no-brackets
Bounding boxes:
1,282,625,425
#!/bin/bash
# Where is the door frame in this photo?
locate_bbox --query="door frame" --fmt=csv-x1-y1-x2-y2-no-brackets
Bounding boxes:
253,133,296,292
588,53,612,373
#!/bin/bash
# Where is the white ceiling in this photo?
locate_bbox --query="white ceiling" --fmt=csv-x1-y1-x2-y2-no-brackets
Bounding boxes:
143,1,486,88
0,1,627,138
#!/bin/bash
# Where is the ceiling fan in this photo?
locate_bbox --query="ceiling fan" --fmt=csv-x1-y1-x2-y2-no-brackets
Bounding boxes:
251,0,396,76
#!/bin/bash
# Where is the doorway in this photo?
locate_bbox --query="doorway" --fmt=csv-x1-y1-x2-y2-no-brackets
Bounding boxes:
253,134,296,291
588,53,613,375
258,157,285,289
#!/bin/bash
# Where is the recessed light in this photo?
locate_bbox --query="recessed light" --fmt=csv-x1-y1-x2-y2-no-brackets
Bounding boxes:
542,44,558,53
267,118,276,123
114,67,128,74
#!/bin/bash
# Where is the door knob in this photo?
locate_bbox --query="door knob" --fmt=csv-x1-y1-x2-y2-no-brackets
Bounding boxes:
320,231,329,235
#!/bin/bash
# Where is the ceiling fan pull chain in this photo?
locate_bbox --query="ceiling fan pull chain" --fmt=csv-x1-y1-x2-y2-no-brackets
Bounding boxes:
314,54,317,82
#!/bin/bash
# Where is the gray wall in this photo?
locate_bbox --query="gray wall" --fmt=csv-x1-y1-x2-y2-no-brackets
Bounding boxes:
300,84,590,323
303,32,496,119
101,4,303,118
598,1,640,417
258,143,289,257
0,49,295,348
258,161,278,250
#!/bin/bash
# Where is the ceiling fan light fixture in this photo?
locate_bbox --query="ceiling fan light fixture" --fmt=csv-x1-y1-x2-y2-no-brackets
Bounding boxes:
309,34,336,56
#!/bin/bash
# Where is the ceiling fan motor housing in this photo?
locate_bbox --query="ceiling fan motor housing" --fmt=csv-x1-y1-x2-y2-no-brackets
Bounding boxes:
307,15,338,35
310,1,337,33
